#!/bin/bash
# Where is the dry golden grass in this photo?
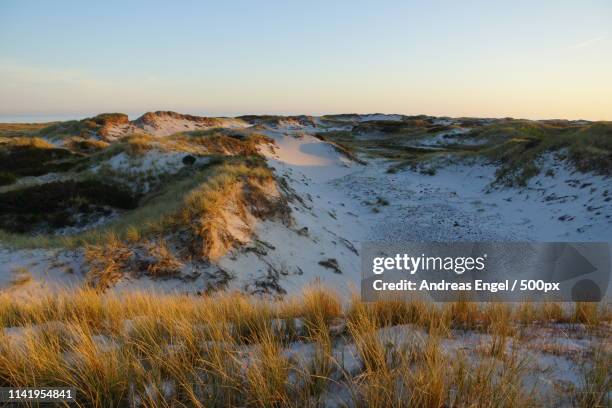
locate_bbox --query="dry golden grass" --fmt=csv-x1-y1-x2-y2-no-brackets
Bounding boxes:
178,161,285,260
572,302,604,325
245,329,291,406
0,136,55,149
124,133,157,156
167,131,273,156
85,233,133,290
541,301,566,322
573,345,612,408
449,349,534,407
81,160,288,288
0,122,52,137
299,283,343,327
65,136,110,152
345,300,539,407
143,239,184,278
0,286,609,407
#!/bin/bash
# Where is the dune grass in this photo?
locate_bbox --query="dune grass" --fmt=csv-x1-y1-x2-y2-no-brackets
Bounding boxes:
0,126,277,250
82,156,286,288
0,285,609,407
0,122,54,138
35,113,129,140
0,154,274,249
0,136,56,149
471,120,612,185
316,119,612,185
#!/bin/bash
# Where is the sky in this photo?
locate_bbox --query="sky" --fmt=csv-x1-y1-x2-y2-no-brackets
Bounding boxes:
1,0,611,121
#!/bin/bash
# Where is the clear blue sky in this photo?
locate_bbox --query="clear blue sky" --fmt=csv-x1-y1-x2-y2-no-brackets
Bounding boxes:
1,0,611,121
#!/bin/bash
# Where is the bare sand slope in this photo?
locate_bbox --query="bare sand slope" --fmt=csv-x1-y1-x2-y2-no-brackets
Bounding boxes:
213,131,369,294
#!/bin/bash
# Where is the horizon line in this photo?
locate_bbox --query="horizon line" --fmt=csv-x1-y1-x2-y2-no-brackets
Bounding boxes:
1,110,609,124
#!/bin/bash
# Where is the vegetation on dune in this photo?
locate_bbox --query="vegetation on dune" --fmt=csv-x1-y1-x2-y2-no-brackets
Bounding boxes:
0,287,609,407
317,118,612,186
569,123,612,172
314,130,359,151
0,126,280,249
88,113,129,126
352,118,431,134
573,346,612,408
0,136,55,149
474,120,612,186
0,146,285,289
3,128,281,281
38,113,129,140
0,122,54,138
169,130,273,156
0,180,137,214
179,160,288,258
238,114,316,127
0,180,138,234
311,131,368,163
38,120,96,139
0,136,84,177
77,131,272,165
316,130,451,175
84,157,290,289
134,110,223,127
0,165,212,246
65,137,110,153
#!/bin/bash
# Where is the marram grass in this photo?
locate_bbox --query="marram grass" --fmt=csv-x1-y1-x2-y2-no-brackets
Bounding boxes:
0,285,609,407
